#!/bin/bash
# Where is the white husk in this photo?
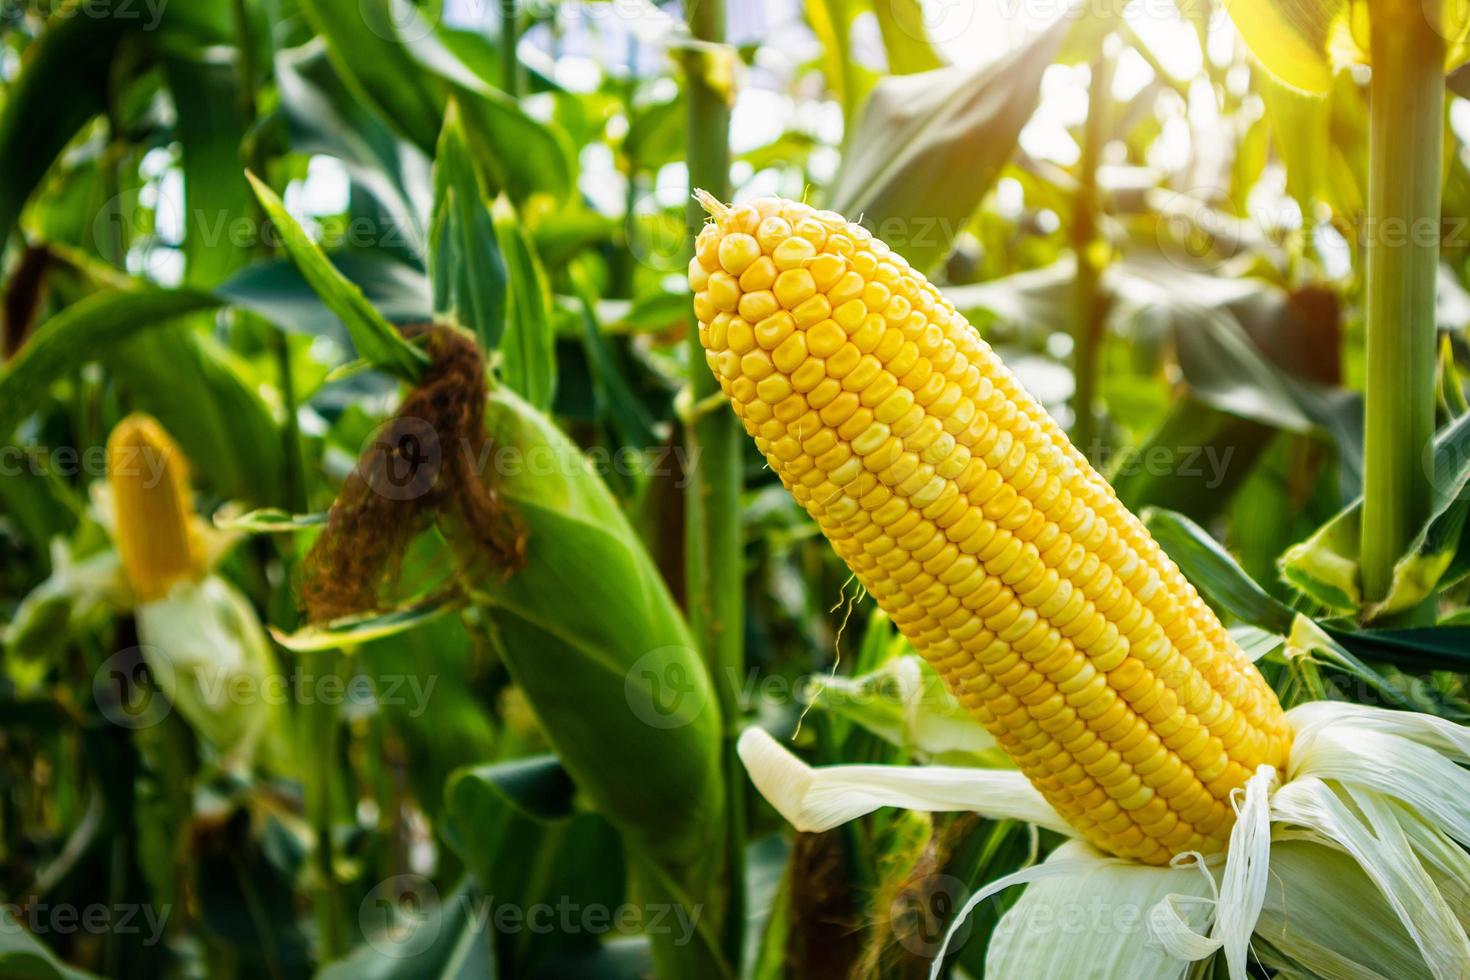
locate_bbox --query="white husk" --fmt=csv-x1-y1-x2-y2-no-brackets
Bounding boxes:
739,692,1470,978
136,576,281,761
1145,764,1276,977
735,727,1072,835
983,841,1213,980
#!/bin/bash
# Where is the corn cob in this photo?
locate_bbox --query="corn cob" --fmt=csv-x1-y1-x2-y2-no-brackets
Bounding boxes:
108,414,201,603
689,193,1292,864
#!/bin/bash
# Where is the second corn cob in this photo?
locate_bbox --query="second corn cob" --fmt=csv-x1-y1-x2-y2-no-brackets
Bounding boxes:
689,193,1292,865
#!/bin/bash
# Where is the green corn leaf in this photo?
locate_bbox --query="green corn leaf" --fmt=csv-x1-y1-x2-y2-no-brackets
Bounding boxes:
0,287,220,440
163,49,253,286
0,1,134,246
1327,625,1470,673
401,17,575,203
444,757,625,972
430,100,508,349
107,325,286,505
218,253,432,342
1222,0,1348,93
317,881,495,980
830,14,1078,272
1279,500,1362,611
1225,0,1470,94
1261,74,1331,214
1111,399,1275,525
493,200,557,409
0,906,100,979
803,655,1004,766
274,41,431,259
806,0,870,126
1142,508,1297,633
569,260,658,453
873,0,946,75
246,171,430,382
293,0,443,152
1282,410,1470,618
1439,334,1469,417
269,595,457,652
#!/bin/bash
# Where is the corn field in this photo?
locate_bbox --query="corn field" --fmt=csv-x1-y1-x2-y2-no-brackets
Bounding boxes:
8,0,1470,977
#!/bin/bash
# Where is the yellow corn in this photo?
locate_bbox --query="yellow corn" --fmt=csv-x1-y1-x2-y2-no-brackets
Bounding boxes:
689,193,1292,864
107,414,201,603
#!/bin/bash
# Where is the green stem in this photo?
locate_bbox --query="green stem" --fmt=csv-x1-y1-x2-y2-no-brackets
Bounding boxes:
303,648,346,961
232,0,305,512
500,0,521,96
270,328,306,512
1361,3,1444,606
1070,45,1112,460
617,33,640,297
683,0,743,971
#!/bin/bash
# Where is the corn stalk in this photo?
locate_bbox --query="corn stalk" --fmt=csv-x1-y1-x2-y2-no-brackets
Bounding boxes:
682,0,745,967
1360,0,1444,609
1070,42,1114,459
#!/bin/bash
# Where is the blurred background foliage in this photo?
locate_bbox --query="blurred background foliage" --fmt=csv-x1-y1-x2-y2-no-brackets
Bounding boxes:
3,0,1470,977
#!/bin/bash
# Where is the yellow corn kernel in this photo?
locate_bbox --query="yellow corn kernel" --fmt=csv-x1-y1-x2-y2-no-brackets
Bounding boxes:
774,269,817,309
689,194,1293,865
718,232,761,276
107,414,202,602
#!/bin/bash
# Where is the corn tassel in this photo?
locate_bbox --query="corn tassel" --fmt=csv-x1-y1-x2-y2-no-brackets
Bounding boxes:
689,193,1292,864
107,413,201,602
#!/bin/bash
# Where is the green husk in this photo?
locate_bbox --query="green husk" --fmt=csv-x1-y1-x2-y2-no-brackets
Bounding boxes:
469,387,730,977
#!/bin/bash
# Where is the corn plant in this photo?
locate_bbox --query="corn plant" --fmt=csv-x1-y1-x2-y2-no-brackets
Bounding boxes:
5,1,1470,979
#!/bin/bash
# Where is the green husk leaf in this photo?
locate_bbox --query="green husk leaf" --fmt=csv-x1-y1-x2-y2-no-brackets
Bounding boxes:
1254,840,1436,979
269,594,457,651
471,387,726,977
470,388,721,858
493,199,557,409
214,509,329,534
429,99,509,349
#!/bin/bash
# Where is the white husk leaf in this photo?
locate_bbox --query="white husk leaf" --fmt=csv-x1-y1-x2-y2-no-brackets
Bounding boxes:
735,727,1071,835
135,576,283,762
1215,765,1276,977
984,840,1212,980
1257,837,1436,979
1275,699,1470,979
